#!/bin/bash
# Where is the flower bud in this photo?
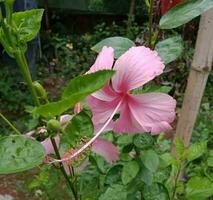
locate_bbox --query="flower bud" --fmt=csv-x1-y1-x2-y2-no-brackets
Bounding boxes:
33,81,48,99
47,119,61,133
74,102,83,114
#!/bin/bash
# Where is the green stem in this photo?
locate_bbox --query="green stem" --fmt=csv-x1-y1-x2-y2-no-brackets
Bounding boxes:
14,51,40,106
50,138,78,200
5,0,14,25
172,163,182,199
141,191,144,200
0,113,22,135
127,0,135,37
0,7,3,21
148,0,154,48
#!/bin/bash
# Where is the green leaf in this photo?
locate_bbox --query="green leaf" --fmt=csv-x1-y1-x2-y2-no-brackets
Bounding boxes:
187,141,207,162
105,165,122,185
33,70,115,117
140,165,153,186
155,36,183,64
63,70,114,98
33,98,78,117
99,184,127,200
207,150,213,167
159,153,175,168
12,9,44,42
160,0,213,29
117,134,133,145
61,111,93,150
141,150,159,173
186,176,213,200
133,84,172,95
0,28,15,57
175,138,185,160
151,86,172,93
133,133,154,150
0,135,45,174
121,161,140,185
207,157,213,167
91,37,135,58
142,183,170,200
91,154,108,174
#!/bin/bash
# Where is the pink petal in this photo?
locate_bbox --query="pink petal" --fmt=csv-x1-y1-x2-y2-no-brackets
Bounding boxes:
87,95,121,125
25,130,35,137
41,135,60,155
60,114,72,124
87,46,114,74
92,138,119,163
92,85,117,102
60,114,73,129
94,121,114,134
128,93,176,135
112,46,164,92
113,97,144,133
74,159,89,174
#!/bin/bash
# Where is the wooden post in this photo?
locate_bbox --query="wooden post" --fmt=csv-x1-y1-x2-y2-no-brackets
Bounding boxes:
173,8,213,148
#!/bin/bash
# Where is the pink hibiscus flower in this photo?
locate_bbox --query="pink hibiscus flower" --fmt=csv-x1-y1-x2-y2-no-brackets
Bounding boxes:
55,45,176,164
87,46,176,135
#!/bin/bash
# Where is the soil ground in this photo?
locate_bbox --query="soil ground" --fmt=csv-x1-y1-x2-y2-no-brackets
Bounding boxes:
0,174,39,200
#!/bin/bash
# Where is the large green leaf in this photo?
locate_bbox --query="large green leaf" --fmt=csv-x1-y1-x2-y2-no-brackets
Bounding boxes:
0,135,45,174
33,70,115,117
33,98,80,117
0,28,15,57
142,183,170,200
155,36,183,64
91,36,135,58
12,9,44,42
187,141,207,162
186,176,213,200
121,161,140,185
141,150,159,173
60,111,93,151
99,184,127,200
63,70,114,98
160,0,213,29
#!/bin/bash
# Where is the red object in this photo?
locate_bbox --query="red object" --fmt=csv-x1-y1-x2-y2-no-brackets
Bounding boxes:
160,0,183,15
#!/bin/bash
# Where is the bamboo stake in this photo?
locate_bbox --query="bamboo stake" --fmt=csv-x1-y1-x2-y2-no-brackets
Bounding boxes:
173,8,213,149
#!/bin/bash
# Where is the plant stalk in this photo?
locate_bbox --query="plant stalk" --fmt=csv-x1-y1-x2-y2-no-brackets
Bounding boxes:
148,0,154,48
127,0,136,36
50,138,78,200
14,51,40,106
0,7,3,21
5,1,13,24
0,113,22,135
172,163,182,199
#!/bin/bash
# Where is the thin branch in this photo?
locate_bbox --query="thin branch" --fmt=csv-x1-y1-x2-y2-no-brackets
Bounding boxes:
0,113,22,135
